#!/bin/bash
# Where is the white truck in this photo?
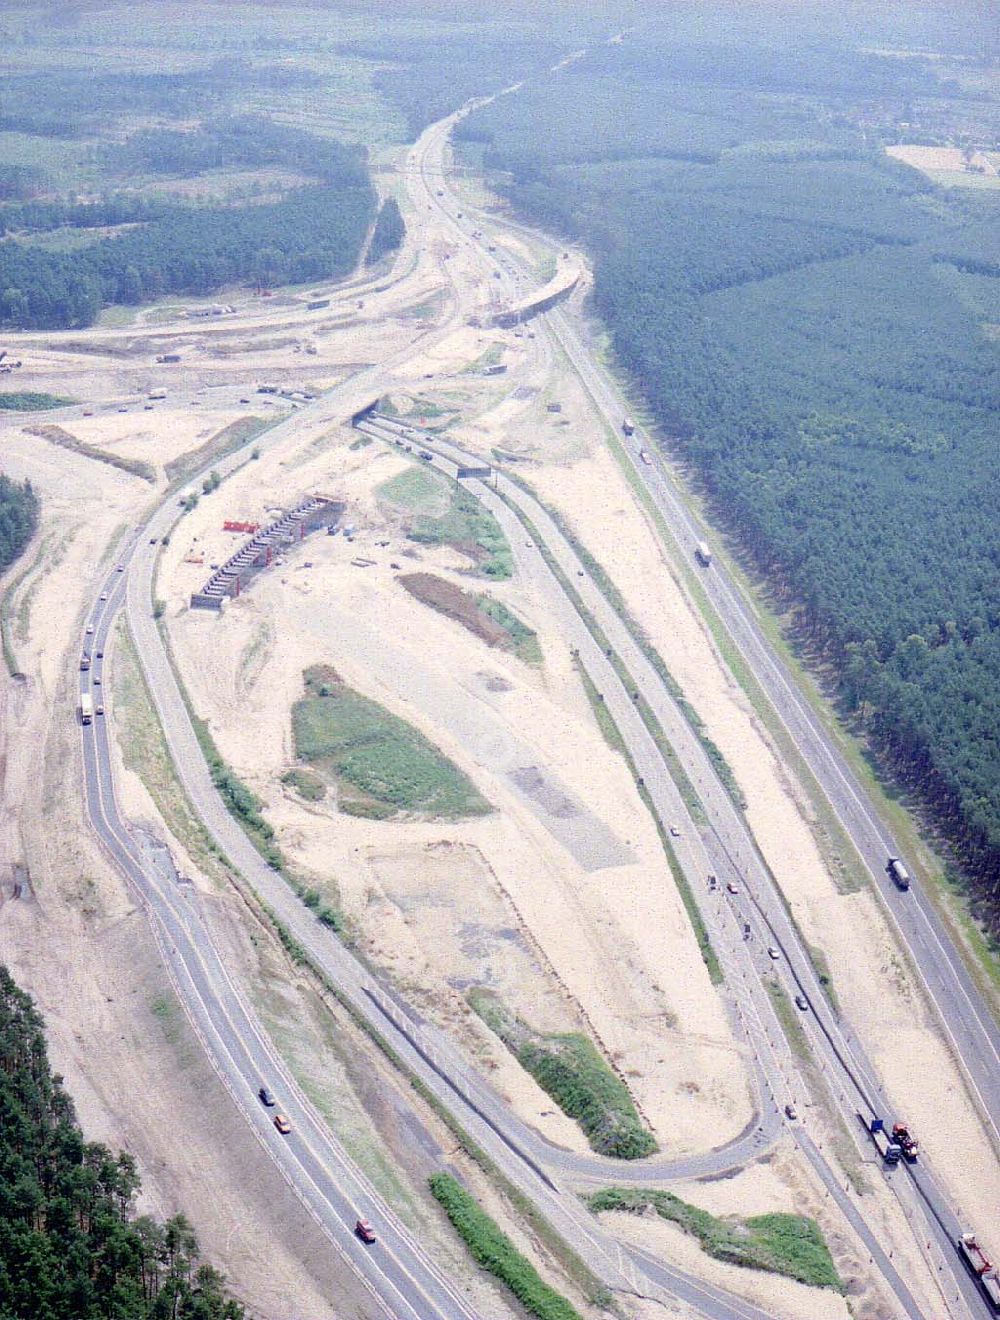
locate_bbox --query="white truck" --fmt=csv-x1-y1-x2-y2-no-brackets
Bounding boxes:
695,541,712,567
79,693,93,725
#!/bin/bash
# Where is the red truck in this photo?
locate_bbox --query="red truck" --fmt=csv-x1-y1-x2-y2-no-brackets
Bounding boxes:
891,1122,918,1162
959,1233,1000,1311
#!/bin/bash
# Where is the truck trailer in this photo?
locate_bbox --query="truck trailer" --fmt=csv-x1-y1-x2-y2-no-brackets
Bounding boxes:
79,693,93,725
858,1114,901,1164
959,1233,1000,1312
886,857,910,890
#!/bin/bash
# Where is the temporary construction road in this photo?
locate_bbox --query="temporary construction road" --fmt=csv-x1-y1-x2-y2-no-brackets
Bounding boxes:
68,76,1000,1320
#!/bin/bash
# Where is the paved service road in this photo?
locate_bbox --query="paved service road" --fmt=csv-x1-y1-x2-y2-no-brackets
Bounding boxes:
80,564,483,1320
71,84,994,1320
548,302,1000,1145
73,131,803,1320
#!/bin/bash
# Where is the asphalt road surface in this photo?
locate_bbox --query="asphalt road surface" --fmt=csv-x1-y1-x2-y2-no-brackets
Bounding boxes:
67,77,998,1320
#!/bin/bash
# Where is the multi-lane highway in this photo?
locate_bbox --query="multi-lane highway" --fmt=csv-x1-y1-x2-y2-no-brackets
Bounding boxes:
66,67,1000,1320
80,559,484,1320
547,302,1000,1146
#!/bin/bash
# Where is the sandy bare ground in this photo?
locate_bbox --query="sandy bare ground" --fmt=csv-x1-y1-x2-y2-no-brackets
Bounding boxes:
433,322,1000,1238
1,101,984,1319
164,425,754,1155
0,445,379,1318
887,144,1000,178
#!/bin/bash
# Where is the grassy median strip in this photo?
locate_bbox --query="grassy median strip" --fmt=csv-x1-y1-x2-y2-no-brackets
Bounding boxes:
573,655,722,984
588,1188,841,1291
114,621,234,886
469,990,656,1159
190,711,285,869
499,466,746,810
429,1173,584,1320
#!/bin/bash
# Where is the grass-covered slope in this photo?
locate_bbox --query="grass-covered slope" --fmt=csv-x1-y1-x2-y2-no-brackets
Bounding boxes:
292,664,490,819
469,990,656,1159
429,1173,583,1320
589,1187,841,1291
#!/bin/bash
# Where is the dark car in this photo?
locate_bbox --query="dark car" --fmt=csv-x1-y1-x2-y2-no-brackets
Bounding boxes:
355,1219,376,1245
258,1086,275,1107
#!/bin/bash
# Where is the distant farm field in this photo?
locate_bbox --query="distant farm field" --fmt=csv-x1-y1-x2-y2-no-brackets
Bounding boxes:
886,144,1000,188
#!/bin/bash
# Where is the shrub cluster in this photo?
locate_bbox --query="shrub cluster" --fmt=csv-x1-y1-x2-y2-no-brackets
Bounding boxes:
429,1173,583,1320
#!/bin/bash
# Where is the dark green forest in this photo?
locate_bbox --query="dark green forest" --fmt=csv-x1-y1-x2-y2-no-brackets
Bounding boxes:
379,19,1000,932
0,966,243,1320
367,197,405,265
0,98,376,329
0,474,38,571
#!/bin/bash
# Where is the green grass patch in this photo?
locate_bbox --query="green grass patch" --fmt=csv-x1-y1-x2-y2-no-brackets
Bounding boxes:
150,994,183,1045
476,595,542,664
411,485,513,579
281,767,327,802
468,990,656,1159
462,342,505,374
377,464,450,515
429,1173,584,1320
0,391,74,411
588,1188,841,1291
24,422,155,482
765,978,812,1064
808,944,839,1013
292,664,490,819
